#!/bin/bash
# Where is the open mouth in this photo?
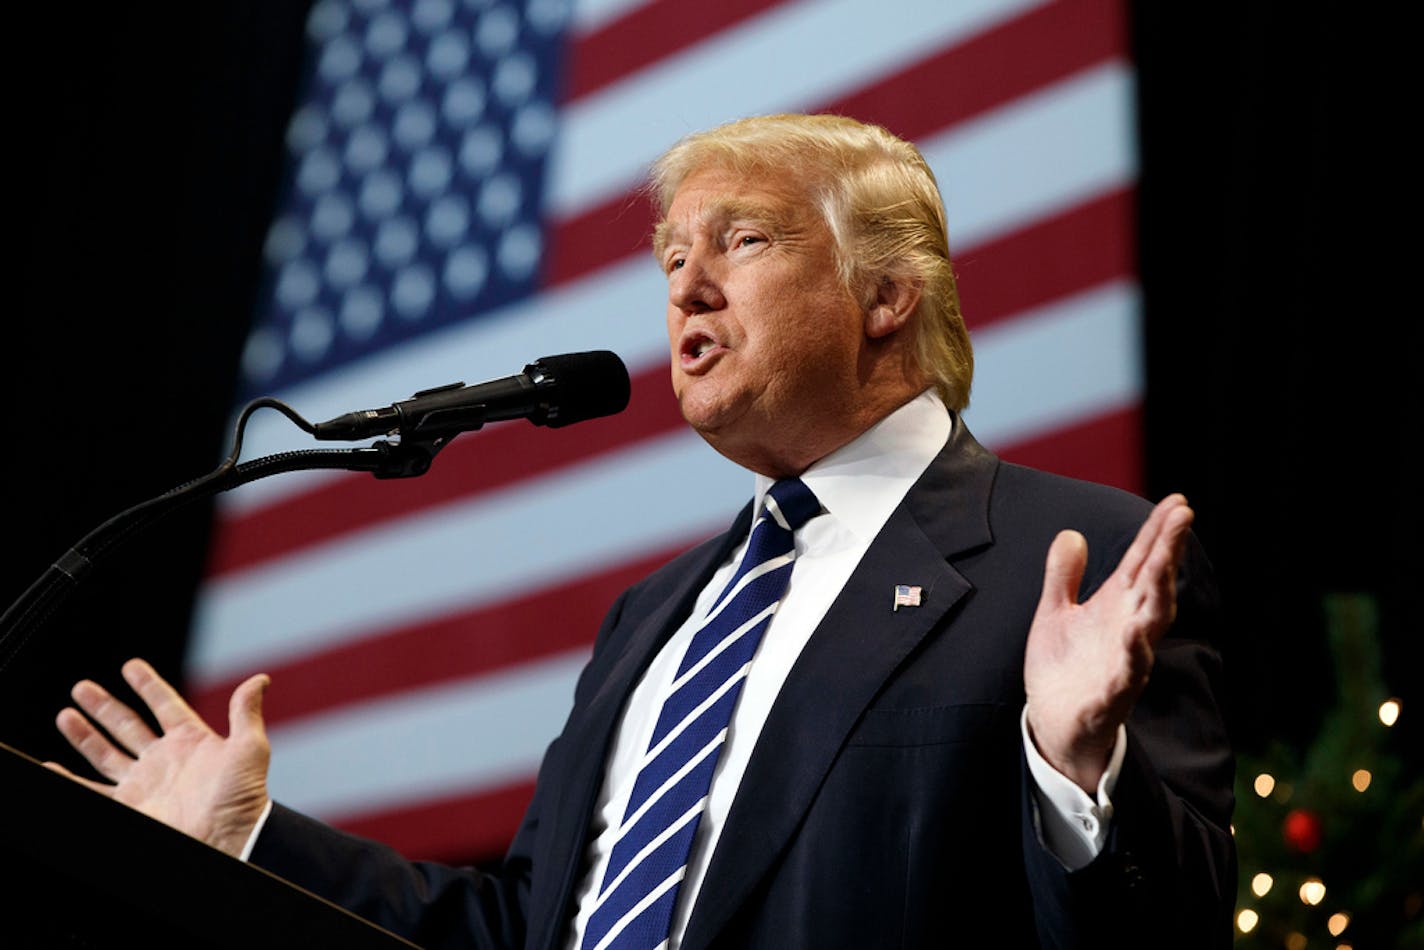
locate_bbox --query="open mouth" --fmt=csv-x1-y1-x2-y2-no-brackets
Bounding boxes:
680,330,724,369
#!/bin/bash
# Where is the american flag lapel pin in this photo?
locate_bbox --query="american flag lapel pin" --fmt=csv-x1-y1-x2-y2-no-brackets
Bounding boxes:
893,584,922,612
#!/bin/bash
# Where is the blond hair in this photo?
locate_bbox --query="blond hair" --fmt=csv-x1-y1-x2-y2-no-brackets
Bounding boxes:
649,113,973,410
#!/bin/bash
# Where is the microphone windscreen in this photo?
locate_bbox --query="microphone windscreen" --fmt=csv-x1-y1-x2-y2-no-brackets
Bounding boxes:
532,351,631,427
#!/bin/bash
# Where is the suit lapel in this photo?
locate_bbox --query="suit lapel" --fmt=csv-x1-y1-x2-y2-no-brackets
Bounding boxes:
679,419,998,950
528,507,752,950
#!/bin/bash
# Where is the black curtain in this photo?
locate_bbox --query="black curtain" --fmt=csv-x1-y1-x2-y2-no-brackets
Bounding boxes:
3,2,312,759
1134,2,1415,757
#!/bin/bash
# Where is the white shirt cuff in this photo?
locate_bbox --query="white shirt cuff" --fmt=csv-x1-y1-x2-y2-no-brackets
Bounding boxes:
238,799,275,862
1020,706,1127,871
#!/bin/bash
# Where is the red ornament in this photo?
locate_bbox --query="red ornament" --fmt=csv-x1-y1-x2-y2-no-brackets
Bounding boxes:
1283,808,1323,852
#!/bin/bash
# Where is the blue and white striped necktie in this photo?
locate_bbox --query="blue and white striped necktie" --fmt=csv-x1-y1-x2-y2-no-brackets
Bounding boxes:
580,478,822,950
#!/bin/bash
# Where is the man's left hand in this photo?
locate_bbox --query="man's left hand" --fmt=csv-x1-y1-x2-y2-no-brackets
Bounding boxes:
1023,494,1194,793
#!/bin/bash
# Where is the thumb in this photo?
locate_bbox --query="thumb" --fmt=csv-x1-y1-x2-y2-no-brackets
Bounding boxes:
1038,529,1088,612
228,673,271,742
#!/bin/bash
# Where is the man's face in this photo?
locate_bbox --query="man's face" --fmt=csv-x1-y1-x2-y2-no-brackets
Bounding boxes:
659,165,870,476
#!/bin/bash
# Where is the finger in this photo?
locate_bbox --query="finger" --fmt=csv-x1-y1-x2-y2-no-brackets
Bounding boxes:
1037,529,1088,612
43,759,117,797
55,705,135,783
1136,505,1194,626
69,677,160,756
1117,494,1188,585
122,657,206,736
1137,504,1193,588
228,673,271,744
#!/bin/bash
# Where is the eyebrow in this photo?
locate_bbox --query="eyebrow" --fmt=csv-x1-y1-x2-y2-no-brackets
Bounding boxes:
652,196,785,259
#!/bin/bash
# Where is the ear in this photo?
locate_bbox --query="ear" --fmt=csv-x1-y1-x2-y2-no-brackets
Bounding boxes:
864,274,923,339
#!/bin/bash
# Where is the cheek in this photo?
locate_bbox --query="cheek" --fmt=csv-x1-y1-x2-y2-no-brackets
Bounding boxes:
781,290,861,357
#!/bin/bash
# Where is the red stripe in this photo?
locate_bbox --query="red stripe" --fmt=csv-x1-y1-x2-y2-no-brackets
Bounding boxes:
997,403,1143,494
209,192,1132,579
204,362,681,576
544,190,658,290
331,779,537,864
955,187,1135,325
545,0,1126,287
192,544,688,728
564,0,795,103
827,0,1125,144
541,183,1136,323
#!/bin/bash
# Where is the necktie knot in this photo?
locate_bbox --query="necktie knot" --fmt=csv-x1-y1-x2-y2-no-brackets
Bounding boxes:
763,477,821,534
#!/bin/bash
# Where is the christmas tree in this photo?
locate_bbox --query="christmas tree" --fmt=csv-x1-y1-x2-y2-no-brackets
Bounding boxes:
1231,593,1424,947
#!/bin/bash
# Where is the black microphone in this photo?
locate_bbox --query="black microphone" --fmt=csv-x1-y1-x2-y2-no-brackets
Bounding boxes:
312,350,631,441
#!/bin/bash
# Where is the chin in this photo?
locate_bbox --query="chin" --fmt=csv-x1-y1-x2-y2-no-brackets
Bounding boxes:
675,384,739,434
680,409,730,443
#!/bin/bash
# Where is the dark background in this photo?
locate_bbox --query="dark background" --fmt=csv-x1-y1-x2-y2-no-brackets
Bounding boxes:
2,1,1416,835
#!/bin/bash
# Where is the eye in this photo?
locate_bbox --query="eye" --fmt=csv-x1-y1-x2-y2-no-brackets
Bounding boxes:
660,247,687,274
736,234,764,248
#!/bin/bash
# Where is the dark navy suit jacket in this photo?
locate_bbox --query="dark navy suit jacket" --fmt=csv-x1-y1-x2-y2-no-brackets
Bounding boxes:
252,418,1236,949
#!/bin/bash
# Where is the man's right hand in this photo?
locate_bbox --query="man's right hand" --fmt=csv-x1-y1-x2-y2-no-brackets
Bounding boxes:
50,657,272,858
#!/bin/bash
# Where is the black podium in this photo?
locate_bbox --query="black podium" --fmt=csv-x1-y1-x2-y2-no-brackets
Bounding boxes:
1,741,417,949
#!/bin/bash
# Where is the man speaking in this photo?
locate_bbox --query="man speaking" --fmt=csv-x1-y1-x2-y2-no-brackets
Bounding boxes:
52,114,1235,948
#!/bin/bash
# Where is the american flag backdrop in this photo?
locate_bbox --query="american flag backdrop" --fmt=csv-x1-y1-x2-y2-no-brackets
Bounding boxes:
186,0,1143,864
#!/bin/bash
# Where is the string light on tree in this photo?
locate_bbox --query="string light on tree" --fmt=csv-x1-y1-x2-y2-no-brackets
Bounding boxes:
1378,698,1400,727
1299,877,1327,906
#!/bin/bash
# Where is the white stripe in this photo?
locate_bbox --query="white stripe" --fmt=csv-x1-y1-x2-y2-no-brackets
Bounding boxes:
963,280,1142,444
592,866,685,950
191,279,1139,683
547,0,1048,214
697,553,790,629
762,493,791,531
619,729,727,834
188,428,745,684
594,800,704,909
266,650,586,816
674,604,772,694
645,657,758,770
219,62,1132,504
922,61,1137,248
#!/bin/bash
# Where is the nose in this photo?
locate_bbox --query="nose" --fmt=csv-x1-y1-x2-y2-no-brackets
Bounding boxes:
667,246,726,315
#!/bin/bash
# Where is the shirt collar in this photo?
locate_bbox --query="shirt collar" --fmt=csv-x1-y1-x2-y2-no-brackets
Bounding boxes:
752,390,952,544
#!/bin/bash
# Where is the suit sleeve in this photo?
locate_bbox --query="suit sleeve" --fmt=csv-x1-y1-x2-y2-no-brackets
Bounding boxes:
247,586,637,950
1020,531,1237,950
250,803,530,950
